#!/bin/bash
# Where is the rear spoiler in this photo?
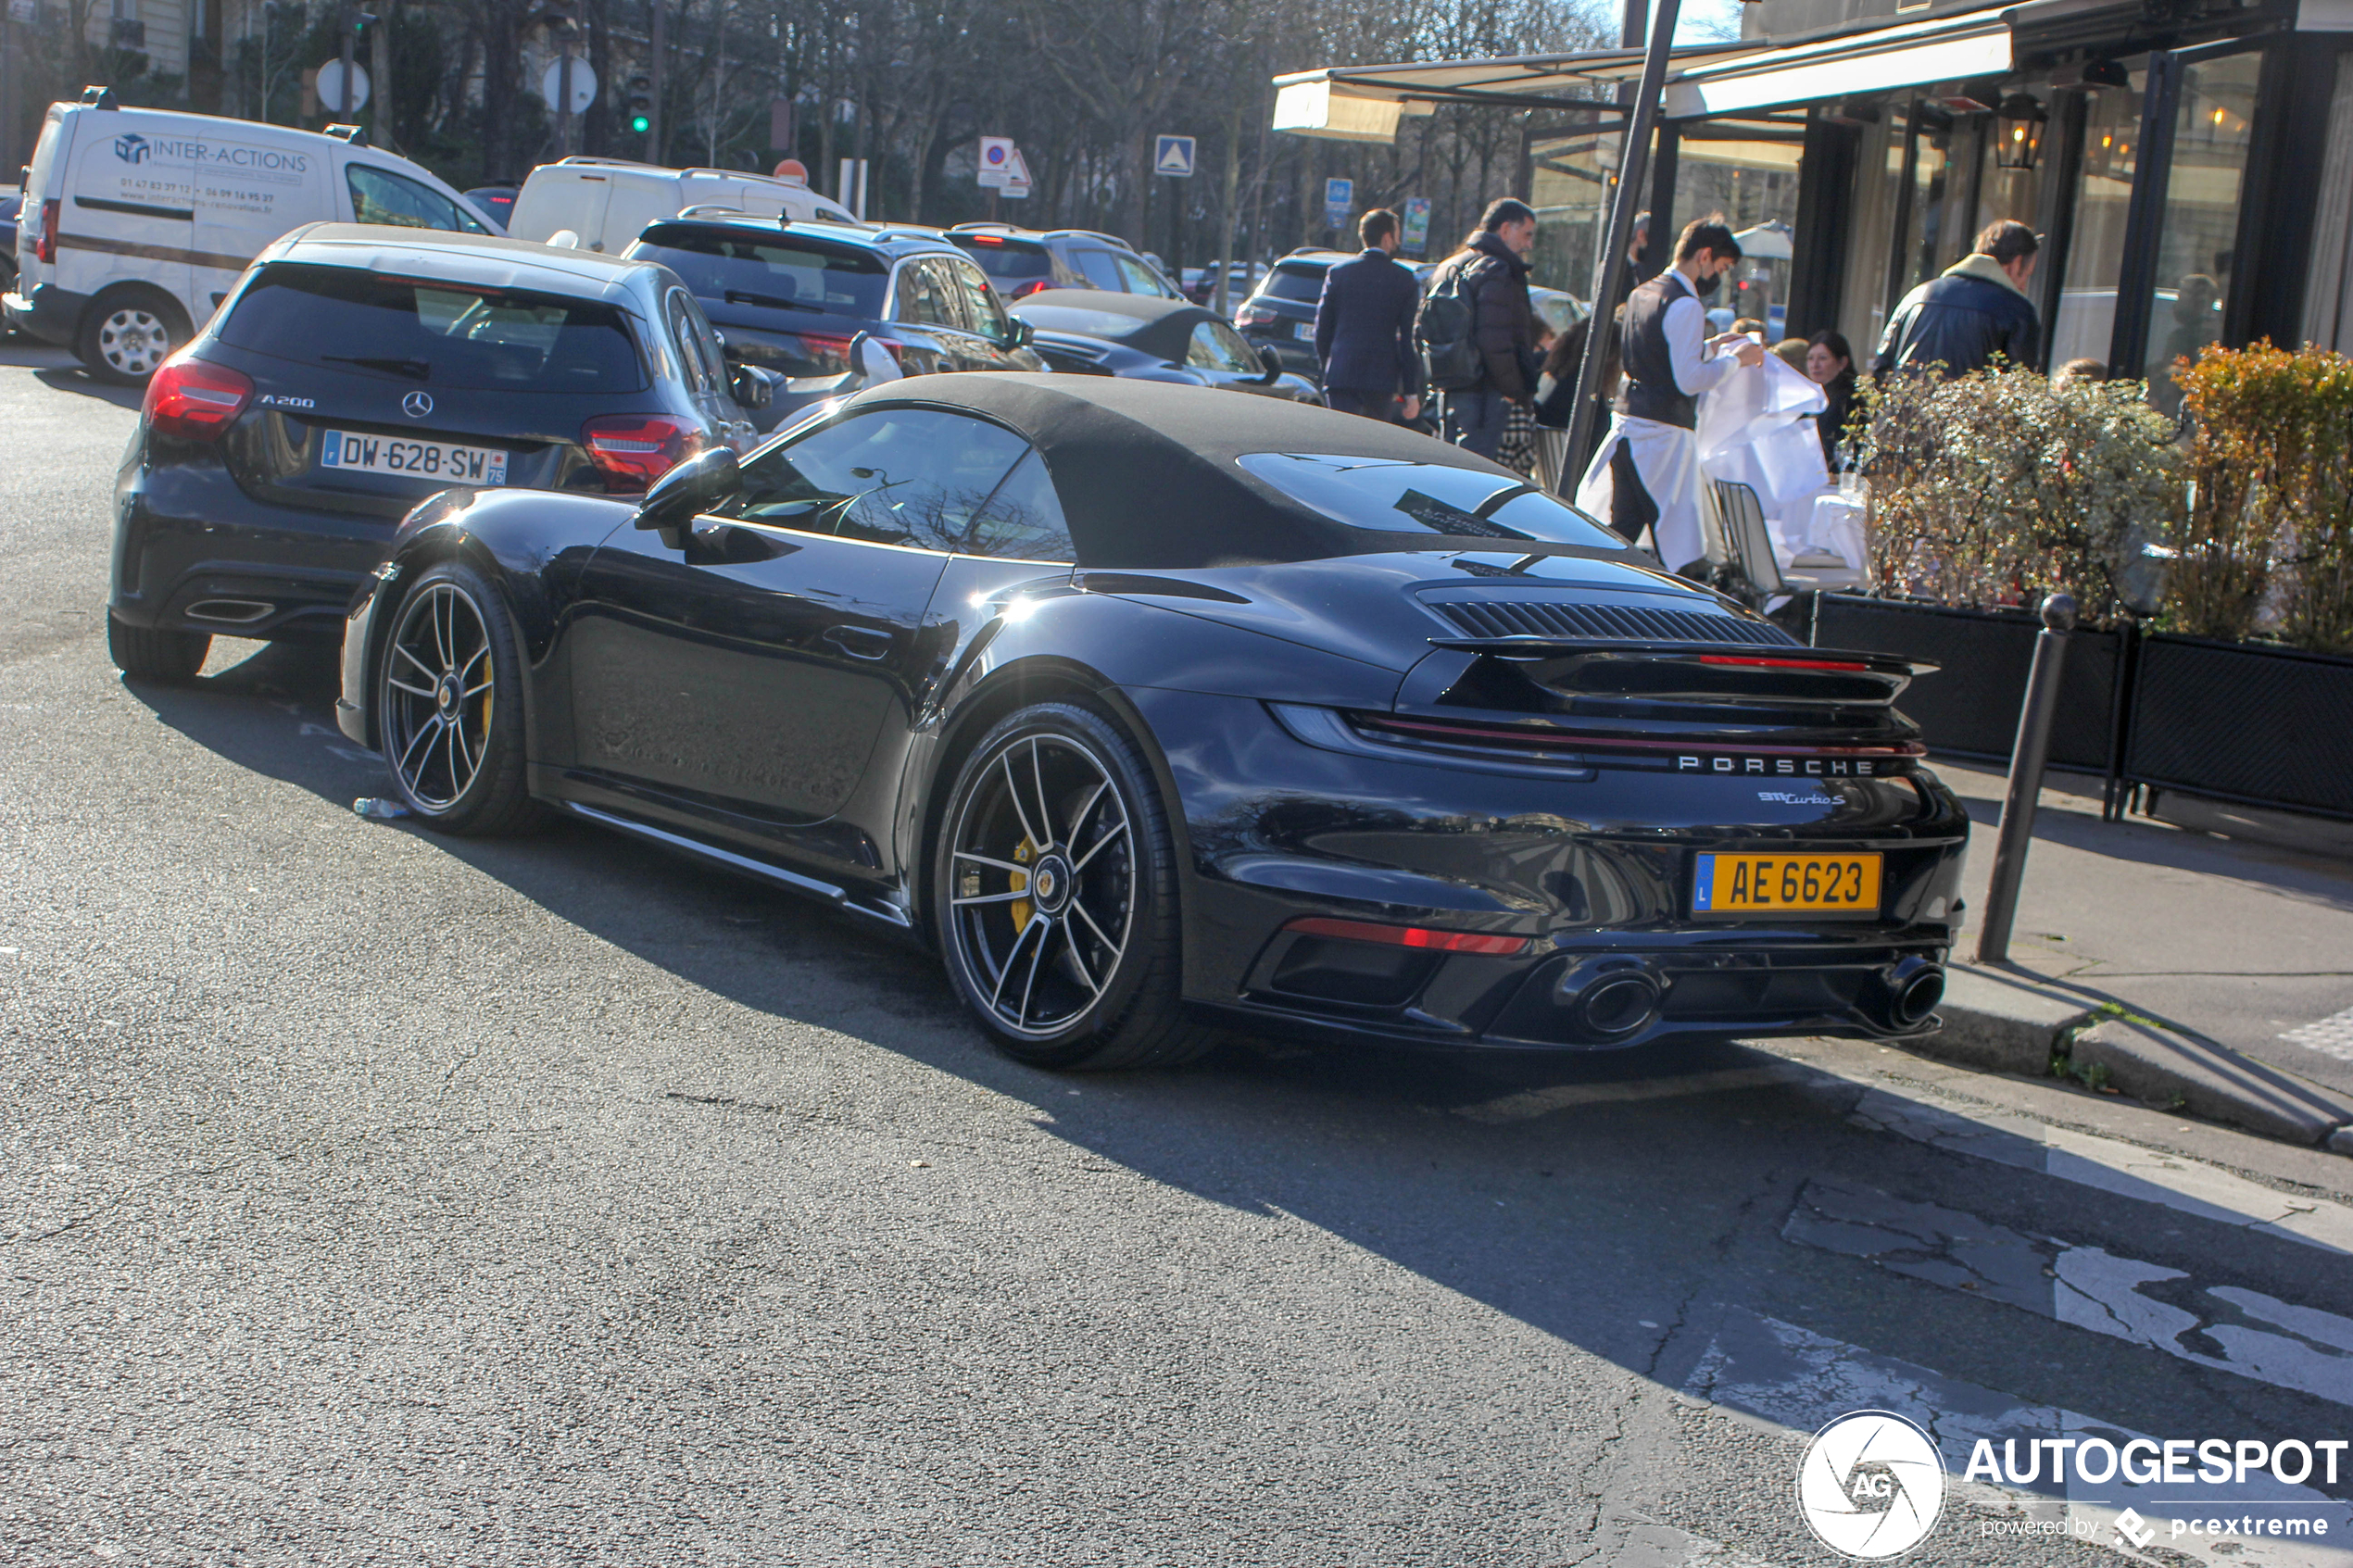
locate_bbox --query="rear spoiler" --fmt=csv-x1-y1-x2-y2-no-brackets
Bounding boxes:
1428,639,1932,703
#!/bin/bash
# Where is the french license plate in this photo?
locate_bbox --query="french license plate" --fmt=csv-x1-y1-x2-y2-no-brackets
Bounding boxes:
321,430,508,485
1292,320,1315,341
1692,852,1882,918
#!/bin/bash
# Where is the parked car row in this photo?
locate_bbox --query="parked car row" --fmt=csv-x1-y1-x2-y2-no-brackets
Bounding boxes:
1232,245,1589,384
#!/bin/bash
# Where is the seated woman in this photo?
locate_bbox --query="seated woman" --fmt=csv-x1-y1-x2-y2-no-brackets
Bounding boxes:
1805,330,1857,470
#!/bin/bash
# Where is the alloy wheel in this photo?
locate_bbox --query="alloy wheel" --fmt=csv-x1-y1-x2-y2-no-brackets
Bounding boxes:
946,732,1137,1039
97,308,173,377
383,581,496,813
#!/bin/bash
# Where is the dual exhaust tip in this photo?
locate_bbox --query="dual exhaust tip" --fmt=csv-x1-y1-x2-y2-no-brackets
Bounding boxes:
1553,954,1946,1042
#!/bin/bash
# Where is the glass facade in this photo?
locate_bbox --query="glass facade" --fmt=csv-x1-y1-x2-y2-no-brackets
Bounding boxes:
1671,127,1806,335
2047,65,2148,370
2141,52,2262,412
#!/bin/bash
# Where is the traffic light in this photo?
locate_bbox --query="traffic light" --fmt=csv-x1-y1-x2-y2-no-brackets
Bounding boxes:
351,8,376,36
628,75,652,136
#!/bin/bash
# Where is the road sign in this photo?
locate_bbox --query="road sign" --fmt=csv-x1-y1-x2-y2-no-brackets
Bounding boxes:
315,58,370,114
1153,134,1195,178
977,135,1015,188
1402,196,1431,254
1324,176,1353,231
538,58,597,115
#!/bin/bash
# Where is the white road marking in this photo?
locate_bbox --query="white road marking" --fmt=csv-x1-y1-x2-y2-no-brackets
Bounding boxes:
1686,1307,2353,1566
2283,1006,2353,1063
1847,1088,2353,1256
1784,1177,2353,1409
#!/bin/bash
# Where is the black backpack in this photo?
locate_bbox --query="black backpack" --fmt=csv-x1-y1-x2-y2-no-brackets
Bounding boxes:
1416,257,1484,391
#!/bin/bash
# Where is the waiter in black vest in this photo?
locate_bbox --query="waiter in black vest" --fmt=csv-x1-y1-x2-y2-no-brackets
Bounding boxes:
1573,215,1763,571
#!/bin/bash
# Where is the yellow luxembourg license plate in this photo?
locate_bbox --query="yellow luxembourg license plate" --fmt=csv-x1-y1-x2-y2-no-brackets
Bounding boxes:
1692,852,1882,918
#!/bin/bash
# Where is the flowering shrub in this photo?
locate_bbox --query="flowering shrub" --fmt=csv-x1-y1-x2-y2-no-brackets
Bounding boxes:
1856,365,2185,628
2174,343,2353,653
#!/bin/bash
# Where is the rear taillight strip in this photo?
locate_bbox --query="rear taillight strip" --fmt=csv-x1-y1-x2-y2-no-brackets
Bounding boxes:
1355,713,1924,759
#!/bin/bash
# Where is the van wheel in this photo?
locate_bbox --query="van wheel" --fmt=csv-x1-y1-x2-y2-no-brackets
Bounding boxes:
77,289,189,384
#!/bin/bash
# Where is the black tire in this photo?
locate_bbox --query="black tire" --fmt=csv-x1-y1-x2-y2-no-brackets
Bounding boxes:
107,612,210,683
933,701,1214,1070
76,288,190,384
378,560,541,836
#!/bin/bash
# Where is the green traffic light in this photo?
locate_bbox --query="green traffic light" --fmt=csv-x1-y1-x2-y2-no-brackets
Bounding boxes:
630,114,650,133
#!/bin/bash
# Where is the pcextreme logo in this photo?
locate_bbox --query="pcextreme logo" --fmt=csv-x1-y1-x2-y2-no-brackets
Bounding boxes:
1796,1411,1947,1560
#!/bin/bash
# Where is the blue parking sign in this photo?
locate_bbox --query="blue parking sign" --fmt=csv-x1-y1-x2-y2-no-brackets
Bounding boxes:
1325,177,1353,230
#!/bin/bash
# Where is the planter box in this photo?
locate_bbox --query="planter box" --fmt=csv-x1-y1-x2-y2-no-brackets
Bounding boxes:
1810,595,2125,771
2122,634,2353,821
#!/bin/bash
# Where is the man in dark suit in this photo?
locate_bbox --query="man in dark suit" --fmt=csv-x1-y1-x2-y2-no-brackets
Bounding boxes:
1313,208,1423,422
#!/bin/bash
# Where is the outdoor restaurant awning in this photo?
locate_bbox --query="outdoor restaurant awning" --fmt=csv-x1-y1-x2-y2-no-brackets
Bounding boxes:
1269,43,1762,141
1272,7,2016,141
1661,6,2013,117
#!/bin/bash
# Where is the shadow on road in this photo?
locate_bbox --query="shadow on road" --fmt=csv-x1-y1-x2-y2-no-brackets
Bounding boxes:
122,661,2353,1486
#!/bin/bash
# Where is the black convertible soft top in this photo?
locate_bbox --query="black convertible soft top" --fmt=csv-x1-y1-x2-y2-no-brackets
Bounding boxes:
842,373,1592,570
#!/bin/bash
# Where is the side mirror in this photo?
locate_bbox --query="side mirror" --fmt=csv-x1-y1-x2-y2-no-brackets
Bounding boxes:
731,363,778,409
1005,316,1034,349
635,445,743,548
1256,345,1284,383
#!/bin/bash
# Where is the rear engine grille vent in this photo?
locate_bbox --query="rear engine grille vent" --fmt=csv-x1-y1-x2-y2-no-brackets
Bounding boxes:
1428,599,1796,646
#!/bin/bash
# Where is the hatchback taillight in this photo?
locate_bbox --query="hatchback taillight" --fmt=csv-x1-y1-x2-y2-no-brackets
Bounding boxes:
1236,305,1276,329
582,415,696,491
34,196,57,265
143,355,254,441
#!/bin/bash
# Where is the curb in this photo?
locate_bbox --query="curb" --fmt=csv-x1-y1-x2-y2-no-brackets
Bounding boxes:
1914,965,2353,1153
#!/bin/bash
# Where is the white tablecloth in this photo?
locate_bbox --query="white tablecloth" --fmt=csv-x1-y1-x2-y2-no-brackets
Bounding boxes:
1801,491,1869,573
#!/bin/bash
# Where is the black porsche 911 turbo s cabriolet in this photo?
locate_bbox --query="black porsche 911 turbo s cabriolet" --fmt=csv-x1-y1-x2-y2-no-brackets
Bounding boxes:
338,375,1969,1070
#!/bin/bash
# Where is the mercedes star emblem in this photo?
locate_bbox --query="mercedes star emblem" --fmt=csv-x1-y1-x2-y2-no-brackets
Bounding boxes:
401,391,434,419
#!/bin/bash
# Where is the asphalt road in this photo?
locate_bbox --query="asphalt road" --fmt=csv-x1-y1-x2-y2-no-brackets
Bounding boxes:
5,345,2351,1566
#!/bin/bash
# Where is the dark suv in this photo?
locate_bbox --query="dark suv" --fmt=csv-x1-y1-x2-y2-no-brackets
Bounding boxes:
1230,249,1359,379
943,224,1181,302
627,216,1045,427
108,224,765,682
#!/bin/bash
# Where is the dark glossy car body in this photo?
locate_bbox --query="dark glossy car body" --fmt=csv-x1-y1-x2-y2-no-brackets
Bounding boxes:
337,375,1968,1061
111,223,757,659
944,224,1182,302
1010,289,1322,403
628,215,1046,431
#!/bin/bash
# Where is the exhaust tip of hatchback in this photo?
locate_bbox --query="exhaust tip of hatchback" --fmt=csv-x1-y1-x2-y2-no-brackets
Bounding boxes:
184,598,273,625
1880,957,1944,1029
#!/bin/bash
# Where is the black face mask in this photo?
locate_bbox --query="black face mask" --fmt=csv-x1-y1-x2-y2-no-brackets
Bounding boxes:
1692,269,1723,300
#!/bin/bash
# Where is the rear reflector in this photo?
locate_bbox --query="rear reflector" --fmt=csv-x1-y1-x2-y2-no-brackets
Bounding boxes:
1282,916,1529,957
35,197,57,265
143,354,254,441
581,414,696,491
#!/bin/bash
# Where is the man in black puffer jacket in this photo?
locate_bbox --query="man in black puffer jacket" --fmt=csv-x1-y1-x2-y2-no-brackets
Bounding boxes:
1873,220,2041,378
1428,198,1539,459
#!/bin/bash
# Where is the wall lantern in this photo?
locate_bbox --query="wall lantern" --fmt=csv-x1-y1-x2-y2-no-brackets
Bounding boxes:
1994,92,2048,169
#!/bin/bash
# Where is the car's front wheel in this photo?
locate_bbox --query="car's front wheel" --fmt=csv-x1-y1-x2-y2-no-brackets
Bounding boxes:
935,702,1211,1070
379,561,539,835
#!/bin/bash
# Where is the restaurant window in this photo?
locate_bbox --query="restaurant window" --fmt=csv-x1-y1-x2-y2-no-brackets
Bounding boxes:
1529,127,1617,302
2046,64,2148,369
1837,102,1905,357
1669,121,1806,335
2139,51,2261,414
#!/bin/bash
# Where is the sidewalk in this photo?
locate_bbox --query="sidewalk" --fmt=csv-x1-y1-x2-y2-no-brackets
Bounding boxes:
1921,759,2353,1128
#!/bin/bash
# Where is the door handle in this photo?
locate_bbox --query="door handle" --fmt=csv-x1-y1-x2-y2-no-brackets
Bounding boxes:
823,624,894,659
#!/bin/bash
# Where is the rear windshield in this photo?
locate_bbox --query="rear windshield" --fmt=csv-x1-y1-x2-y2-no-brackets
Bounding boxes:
634,226,888,317
950,236,1052,283
219,263,646,392
1258,264,1326,305
1238,453,1621,549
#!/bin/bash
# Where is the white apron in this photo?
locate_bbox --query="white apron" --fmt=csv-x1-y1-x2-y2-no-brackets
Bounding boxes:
1574,413,1705,571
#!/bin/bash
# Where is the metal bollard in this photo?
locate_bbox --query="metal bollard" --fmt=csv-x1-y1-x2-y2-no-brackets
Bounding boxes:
1976,593,2076,964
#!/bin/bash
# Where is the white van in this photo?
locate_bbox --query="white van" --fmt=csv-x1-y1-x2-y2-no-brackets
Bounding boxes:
7,90,499,383
505,157,858,256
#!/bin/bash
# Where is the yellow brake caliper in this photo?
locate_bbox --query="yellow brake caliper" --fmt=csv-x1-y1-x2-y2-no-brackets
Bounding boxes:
959,835,1034,930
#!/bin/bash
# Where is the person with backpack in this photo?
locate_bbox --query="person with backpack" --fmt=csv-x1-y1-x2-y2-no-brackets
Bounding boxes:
1572,214,1763,571
1416,199,1540,460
